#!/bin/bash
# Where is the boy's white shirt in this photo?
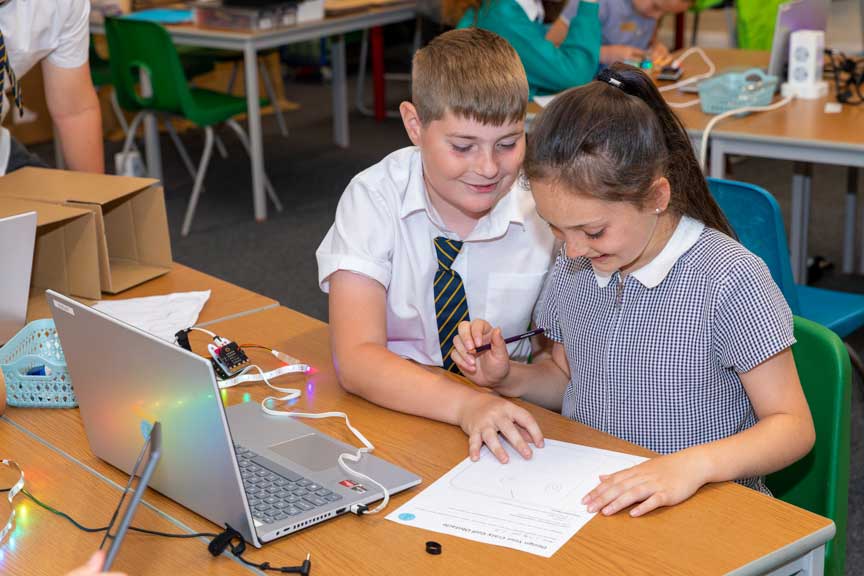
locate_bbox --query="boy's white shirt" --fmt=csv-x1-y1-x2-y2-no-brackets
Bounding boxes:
317,147,556,365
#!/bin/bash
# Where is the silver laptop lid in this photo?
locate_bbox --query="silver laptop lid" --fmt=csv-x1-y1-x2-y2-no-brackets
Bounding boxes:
0,211,36,343
47,290,257,544
768,0,829,79
48,290,421,546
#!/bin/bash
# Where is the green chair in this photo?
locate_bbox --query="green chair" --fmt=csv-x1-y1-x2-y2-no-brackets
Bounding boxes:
91,35,224,181
104,17,282,236
766,316,851,576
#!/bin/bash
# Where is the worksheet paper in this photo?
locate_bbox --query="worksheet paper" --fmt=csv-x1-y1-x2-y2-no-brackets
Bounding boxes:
387,439,647,557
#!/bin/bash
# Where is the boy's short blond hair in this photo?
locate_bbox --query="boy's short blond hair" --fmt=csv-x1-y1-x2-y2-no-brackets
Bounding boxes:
411,28,528,126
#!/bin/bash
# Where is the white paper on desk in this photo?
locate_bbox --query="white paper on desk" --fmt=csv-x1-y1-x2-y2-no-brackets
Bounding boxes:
387,439,646,558
92,291,211,342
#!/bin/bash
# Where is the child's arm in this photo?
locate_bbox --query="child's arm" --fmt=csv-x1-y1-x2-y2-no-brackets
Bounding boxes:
329,271,545,464
451,319,570,411
600,44,647,65
583,349,814,517
491,0,601,94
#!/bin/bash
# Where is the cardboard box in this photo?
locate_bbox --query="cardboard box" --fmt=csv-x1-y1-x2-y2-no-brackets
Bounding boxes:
0,198,101,300
0,168,172,294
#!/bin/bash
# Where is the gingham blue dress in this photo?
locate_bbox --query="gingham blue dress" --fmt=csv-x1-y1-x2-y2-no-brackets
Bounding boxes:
535,222,794,493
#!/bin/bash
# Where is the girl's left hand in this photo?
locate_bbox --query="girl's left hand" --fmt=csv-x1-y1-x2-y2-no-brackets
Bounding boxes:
582,450,710,517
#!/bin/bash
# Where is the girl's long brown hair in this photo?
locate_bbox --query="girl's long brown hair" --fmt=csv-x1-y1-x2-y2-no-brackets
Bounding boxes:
524,63,734,237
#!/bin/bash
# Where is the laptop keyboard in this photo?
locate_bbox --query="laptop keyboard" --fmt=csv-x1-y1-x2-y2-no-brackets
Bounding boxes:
234,444,343,526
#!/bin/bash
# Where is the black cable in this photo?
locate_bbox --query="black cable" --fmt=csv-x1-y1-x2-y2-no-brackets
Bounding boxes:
208,525,311,575
4,486,309,574
12,487,216,539
22,488,107,533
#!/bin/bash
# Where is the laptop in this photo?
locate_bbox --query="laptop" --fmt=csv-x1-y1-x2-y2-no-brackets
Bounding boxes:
0,211,37,344
678,0,828,93
47,290,421,547
102,421,162,570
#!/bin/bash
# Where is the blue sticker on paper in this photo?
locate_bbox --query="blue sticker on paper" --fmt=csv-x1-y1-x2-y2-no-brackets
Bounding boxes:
398,513,416,521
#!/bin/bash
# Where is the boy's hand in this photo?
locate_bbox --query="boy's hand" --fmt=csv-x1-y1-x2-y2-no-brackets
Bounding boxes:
65,551,127,576
600,45,646,65
582,450,711,517
650,42,672,66
457,392,545,463
451,320,511,387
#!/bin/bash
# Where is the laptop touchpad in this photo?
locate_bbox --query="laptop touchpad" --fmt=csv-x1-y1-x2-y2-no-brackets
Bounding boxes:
269,434,347,472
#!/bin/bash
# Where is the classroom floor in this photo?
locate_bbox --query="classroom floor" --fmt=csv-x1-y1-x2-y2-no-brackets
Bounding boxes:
31,31,864,574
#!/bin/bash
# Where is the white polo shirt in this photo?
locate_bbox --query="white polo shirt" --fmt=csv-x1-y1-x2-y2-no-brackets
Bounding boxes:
0,0,90,79
0,0,90,172
317,146,556,365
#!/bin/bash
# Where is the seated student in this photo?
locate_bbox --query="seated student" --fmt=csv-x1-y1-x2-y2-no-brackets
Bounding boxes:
446,0,601,98
316,29,556,464
451,64,815,516
599,0,692,66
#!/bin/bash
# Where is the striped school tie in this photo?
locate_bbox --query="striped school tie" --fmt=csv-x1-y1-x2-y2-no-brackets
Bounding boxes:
0,27,22,117
434,236,470,373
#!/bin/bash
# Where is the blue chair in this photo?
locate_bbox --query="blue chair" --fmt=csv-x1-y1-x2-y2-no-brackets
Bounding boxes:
707,177,864,344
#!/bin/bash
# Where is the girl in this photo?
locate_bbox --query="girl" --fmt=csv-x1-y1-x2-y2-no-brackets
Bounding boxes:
451,63,815,517
444,0,601,98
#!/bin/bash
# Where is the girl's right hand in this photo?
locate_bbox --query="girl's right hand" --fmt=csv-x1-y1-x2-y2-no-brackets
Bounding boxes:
600,44,646,65
451,319,511,388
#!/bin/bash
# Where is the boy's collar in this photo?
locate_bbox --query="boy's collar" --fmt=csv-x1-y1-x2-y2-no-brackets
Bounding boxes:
512,0,545,22
399,149,528,238
592,215,705,289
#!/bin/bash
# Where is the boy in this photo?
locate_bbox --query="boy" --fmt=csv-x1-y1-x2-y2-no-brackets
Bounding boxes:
599,0,692,66
316,29,555,465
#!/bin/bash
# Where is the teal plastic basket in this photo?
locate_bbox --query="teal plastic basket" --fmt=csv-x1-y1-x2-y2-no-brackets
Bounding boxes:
698,68,778,115
0,319,76,408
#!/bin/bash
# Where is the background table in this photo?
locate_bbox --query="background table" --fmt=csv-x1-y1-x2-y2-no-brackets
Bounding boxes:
93,3,417,223
665,48,864,283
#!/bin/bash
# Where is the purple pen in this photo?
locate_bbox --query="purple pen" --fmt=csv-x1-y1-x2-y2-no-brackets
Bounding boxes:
474,328,545,352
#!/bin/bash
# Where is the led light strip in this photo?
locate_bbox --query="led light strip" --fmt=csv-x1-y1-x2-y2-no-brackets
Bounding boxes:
0,459,24,545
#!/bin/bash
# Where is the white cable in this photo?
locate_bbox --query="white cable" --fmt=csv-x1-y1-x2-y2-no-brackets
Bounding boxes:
0,460,24,544
218,364,303,404
668,98,702,109
187,326,218,339
260,404,391,515
698,95,794,170
659,46,715,93
190,332,389,513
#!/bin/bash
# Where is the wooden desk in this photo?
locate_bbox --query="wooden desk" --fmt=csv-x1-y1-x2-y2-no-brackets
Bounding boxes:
5,305,834,575
0,418,257,575
25,262,278,325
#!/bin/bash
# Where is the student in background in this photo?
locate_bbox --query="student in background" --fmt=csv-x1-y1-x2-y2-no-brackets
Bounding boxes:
445,0,601,98
0,0,103,174
599,0,692,66
316,29,555,464
451,64,814,516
